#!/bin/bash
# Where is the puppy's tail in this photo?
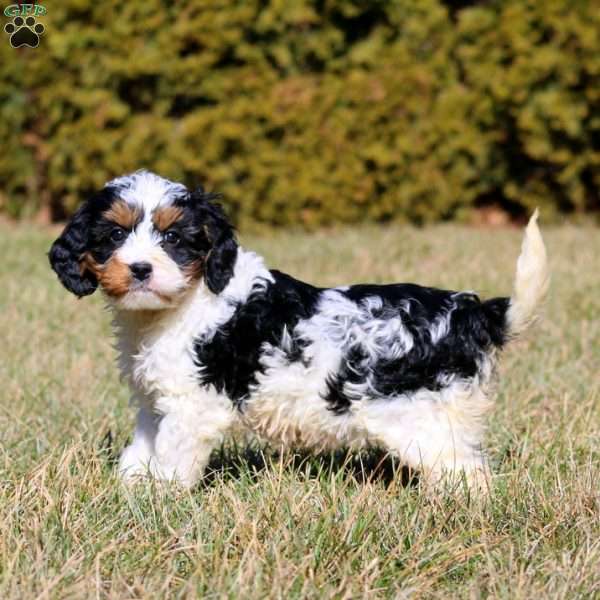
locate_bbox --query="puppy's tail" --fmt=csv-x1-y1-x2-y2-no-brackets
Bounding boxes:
505,210,549,339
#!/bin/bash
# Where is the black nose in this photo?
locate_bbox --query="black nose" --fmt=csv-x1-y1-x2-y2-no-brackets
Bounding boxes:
129,262,152,282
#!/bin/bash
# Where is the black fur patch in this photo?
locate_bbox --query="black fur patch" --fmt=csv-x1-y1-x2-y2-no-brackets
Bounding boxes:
324,285,510,414
194,270,322,407
195,273,510,415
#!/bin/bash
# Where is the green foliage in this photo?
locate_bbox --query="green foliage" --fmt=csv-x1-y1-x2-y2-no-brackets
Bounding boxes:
0,0,598,225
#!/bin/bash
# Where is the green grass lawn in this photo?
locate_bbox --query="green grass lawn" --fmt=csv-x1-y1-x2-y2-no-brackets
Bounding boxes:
1,221,598,599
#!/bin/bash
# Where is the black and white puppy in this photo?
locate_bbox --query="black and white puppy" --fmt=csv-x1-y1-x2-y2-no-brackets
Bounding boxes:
49,171,549,489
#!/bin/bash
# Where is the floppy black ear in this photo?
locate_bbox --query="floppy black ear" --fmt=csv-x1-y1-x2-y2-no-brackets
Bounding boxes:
189,190,237,295
48,201,98,297
205,233,238,294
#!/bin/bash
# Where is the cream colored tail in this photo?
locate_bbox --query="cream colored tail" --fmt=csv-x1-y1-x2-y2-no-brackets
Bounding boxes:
506,210,550,338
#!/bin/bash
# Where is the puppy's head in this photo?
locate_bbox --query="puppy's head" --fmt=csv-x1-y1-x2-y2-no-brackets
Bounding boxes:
49,171,237,310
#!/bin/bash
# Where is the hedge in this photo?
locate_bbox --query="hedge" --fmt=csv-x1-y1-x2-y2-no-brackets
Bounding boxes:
1,0,598,226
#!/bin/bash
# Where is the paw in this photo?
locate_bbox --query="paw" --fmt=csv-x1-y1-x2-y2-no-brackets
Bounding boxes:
422,463,492,496
118,446,200,489
118,445,158,484
4,16,44,48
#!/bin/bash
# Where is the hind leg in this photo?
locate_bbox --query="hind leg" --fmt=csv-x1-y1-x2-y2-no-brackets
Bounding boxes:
358,385,492,492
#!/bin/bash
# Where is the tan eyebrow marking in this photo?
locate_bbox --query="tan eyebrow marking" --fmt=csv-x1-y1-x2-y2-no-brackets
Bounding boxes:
152,205,184,231
102,200,143,229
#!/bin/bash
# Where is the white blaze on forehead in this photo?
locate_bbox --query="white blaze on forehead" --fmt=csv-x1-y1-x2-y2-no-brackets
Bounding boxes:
106,170,186,266
117,219,162,264
107,170,187,213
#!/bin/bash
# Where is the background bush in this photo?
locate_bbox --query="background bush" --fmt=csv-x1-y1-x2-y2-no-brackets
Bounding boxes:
1,0,598,226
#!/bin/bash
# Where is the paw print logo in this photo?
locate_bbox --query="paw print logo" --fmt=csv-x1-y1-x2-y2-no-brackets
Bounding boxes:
4,15,45,48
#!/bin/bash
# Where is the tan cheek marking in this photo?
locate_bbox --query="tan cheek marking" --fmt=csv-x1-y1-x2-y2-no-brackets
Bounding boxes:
103,200,142,229
81,253,131,298
183,257,204,281
152,206,184,231
80,252,98,277
99,257,132,297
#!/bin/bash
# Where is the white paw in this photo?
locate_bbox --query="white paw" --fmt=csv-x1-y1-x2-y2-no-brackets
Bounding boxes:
118,444,157,484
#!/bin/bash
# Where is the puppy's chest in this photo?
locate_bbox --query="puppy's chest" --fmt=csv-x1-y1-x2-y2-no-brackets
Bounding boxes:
119,327,200,399
114,293,238,403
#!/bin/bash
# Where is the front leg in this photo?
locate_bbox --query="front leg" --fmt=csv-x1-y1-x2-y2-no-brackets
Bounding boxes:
118,404,160,482
119,390,235,488
146,391,235,488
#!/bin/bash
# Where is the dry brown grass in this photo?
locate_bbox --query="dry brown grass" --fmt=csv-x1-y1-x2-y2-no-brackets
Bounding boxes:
0,222,598,599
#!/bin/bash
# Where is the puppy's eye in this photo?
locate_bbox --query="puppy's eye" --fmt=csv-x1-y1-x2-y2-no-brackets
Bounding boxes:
110,227,126,242
164,230,180,246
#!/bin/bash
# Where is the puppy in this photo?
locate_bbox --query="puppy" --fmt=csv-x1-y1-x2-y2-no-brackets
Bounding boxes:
49,171,549,490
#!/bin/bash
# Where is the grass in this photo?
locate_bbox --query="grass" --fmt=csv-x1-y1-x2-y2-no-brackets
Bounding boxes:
0,221,599,599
